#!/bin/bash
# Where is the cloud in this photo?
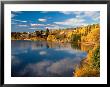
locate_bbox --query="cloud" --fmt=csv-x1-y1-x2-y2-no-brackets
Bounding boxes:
30,23,45,27
29,28,37,29
21,21,27,23
73,11,83,15
38,18,47,22
19,57,82,76
17,25,28,27
30,23,58,28
54,11,100,27
58,11,99,27
46,24,56,26
19,61,52,76
45,24,61,29
11,19,27,23
60,11,99,18
45,25,60,29
59,11,73,15
59,11,83,15
54,18,86,27
14,46,87,76
12,56,21,65
46,58,81,75
84,11,99,18
39,51,47,55
75,11,100,21
84,11,100,21
15,20,27,22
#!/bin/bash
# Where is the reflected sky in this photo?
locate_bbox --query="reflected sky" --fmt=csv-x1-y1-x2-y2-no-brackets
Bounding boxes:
11,40,87,77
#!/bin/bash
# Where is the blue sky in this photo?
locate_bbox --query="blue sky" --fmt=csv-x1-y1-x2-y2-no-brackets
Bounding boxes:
11,11,100,32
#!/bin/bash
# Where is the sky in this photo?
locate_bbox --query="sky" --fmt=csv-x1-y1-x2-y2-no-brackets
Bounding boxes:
11,11,100,32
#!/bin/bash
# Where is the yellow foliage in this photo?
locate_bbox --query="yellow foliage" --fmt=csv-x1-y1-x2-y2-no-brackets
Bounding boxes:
74,65,100,77
74,24,100,77
82,28,100,43
47,35,57,41
66,32,73,38
74,43,100,77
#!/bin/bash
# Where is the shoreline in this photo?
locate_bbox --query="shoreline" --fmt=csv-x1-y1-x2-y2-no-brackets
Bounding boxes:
11,39,96,45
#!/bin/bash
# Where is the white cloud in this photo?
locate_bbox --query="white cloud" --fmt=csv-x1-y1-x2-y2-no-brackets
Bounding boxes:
61,11,99,18
60,11,100,23
73,11,83,15
54,18,86,27
12,56,21,65
54,11,100,27
19,61,52,76
29,28,37,29
84,11,99,18
19,57,82,76
30,24,38,27
45,25,60,29
75,11,100,21
12,19,27,23
60,11,73,15
30,24,45,27
21,21,27,23
47,58,80,75
59,11,83,15
39,51,47,55
46,24,56,26
46,24,60,29
30,23,58,28
82,11,100,22
12,19,20,22
17,25,28,27
38,18,47,22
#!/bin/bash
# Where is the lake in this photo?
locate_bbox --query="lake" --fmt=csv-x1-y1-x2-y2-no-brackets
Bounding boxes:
11,40,87,77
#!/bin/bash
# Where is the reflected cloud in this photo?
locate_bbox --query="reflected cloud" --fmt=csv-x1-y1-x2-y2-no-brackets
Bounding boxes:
47,58,81,76
19,57,82,77
12,56,21,65
39,51,47,55
19,61,52,76
11,40,87,77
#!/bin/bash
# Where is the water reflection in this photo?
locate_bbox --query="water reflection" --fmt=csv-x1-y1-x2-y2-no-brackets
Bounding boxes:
71,42,81,50
11,40,87,77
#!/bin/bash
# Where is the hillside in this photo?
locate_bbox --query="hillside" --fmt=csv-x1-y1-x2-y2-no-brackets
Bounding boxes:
74,25,100,77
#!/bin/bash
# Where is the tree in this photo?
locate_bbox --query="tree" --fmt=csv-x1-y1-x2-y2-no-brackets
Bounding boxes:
71,34,81,42
40,30,43,38
46,28,49,37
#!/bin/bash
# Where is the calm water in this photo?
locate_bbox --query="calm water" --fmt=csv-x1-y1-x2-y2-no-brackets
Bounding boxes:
11,40,87,77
